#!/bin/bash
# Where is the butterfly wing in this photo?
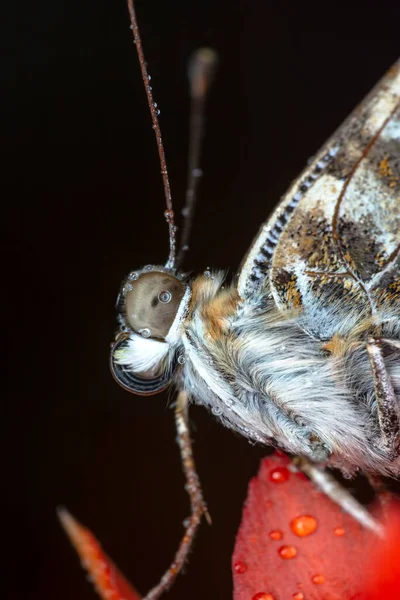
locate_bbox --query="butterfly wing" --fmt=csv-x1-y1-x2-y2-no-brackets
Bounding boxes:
238,60,400,340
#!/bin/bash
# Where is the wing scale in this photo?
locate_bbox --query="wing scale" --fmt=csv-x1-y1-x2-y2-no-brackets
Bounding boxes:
238,60,400,339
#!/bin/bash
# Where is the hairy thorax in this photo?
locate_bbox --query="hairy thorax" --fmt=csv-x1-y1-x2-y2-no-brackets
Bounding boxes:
182,270,400,476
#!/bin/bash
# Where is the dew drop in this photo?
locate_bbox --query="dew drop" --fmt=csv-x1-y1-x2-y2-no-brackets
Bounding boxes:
269,530,283,541
212,406,222,416
334,526,345,536
156,109,161,116
269,466,290,483
153,102,158,108
158,290,172,303
292,593,304,600
312,574,326,585
139,328,151,338
204,269,211,278
290,515,318,537
125,283,133,292
278,545,297,559
128,271,139,281
252,594,275,600
178,354,186,365
233,560,247,574
148,74,151,80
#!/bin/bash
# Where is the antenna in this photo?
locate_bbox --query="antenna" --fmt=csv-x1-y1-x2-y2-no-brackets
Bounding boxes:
177,49,218,268
127,0,176,270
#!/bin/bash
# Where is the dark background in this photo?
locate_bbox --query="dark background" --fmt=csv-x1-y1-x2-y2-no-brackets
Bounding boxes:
4,1,400,598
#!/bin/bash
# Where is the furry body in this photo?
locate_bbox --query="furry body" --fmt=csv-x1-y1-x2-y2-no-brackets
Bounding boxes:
180,272,400,476
112,61,400,476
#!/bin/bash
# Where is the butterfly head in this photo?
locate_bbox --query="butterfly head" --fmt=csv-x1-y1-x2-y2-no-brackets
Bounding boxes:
110,265,191,395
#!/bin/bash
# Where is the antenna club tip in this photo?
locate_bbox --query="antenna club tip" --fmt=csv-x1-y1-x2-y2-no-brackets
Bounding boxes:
188,48,218,99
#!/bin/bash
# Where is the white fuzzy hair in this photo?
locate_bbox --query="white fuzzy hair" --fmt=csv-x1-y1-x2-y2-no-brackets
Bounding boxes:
115,334,170,373
180,270,400,476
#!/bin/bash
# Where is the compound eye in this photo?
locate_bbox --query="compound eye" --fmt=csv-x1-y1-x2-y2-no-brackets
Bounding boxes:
125,272,186,339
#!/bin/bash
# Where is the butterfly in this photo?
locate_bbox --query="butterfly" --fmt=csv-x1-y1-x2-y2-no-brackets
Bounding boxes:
106,1,400,597
112,41,400,477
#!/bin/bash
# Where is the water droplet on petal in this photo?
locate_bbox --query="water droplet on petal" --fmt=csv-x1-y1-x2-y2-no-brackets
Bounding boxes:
278,545,297,559
269,530,283,541
269,466,290,483
312,574,326,585
290,515,318,537
292,593,304,600
233,560,247,574
334,526,345,536
252,594,274,600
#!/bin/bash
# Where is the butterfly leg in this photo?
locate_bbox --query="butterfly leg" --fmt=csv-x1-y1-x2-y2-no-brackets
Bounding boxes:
367,337,400,459
293,456,384,537
143,390,209,600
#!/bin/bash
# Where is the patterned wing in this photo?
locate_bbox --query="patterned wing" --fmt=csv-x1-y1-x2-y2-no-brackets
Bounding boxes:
238,60,400,339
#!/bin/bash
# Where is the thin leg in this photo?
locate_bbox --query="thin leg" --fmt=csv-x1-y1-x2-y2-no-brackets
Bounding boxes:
293,457,384,538
143,391,209,600
367,337,400,457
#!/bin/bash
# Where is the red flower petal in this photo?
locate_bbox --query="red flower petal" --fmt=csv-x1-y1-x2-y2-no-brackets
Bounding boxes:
58,508,141,600
232,454,396,600
361,507,400,600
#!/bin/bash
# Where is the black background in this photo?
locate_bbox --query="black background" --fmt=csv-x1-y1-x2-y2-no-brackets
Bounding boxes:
5,1,400,599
